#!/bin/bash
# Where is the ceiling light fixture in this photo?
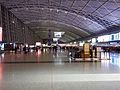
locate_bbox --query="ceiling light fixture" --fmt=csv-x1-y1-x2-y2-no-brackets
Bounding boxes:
57,10,59,12
26,8,29,10
83,17,87,20
50,9,53,11
12,21,15,24
65,11,68,14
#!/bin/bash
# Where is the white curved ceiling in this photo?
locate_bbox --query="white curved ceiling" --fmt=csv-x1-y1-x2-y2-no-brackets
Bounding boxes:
0,0,120,42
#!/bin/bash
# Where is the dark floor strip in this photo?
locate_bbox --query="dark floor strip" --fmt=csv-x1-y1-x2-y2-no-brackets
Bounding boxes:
1,60,101,64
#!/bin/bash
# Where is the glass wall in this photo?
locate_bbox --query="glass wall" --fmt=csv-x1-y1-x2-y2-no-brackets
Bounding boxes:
0,5,35,44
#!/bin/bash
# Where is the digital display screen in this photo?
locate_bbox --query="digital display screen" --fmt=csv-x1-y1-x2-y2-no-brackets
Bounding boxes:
54,32,65,38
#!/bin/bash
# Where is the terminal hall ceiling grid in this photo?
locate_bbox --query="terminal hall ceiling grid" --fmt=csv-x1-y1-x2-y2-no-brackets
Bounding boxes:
0,0,120,42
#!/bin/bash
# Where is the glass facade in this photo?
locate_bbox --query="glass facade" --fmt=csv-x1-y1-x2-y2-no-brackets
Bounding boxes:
0,5,35,44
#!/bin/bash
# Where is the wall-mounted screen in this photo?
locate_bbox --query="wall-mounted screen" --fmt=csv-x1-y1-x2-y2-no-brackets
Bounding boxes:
54,32,65,38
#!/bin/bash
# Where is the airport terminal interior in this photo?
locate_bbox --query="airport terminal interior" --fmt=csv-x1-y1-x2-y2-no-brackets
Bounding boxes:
0,0,120,90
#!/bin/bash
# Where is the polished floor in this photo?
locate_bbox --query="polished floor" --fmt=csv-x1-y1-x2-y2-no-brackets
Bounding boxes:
0,49,120,90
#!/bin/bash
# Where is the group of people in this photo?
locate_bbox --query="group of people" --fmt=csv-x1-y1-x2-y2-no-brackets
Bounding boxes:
68,47,81,59
14,45,42,54
14,45,29,54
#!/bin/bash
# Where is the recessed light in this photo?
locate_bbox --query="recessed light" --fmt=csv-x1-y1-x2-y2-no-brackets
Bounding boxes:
57,10,59,12
83,17,87,20
50,9,53,11
12,21,15,23
65,11,68,14
26,8,29,10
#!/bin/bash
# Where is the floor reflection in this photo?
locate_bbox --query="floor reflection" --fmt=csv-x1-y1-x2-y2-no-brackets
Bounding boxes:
0,64,3,80
0,53,4,63
36,50,42,63
100,52,120,68
0,50,120,67
110,53,120,67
